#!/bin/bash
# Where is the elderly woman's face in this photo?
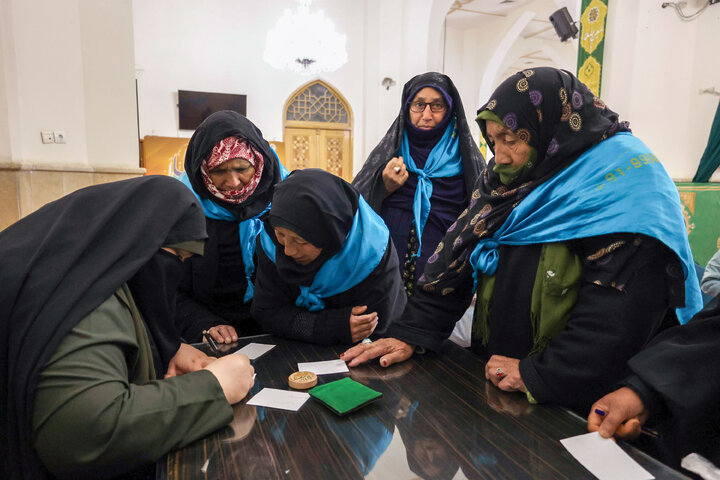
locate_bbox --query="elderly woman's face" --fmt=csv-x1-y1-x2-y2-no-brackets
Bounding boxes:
408,87,447,130
274,227,323,265
485,121,532,169
208,158,256,192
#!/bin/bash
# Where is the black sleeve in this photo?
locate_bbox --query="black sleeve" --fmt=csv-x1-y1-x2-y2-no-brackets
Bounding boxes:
349,240,406,338
386,263,475,352
519,234,681,411
251,247,353,345
175,290,228,343
623,313,720,425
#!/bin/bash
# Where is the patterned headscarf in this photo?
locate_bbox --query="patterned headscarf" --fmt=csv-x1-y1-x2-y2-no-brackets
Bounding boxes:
421,67,630,294
201,136,264,204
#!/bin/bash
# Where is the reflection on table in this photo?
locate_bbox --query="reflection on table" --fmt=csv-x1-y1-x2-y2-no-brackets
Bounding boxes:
161,335,688,480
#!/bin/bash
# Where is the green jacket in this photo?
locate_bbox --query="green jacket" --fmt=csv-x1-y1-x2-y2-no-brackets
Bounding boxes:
32,285,232,479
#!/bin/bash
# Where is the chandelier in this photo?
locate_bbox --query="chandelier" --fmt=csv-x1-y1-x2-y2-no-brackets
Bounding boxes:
263,0,347,75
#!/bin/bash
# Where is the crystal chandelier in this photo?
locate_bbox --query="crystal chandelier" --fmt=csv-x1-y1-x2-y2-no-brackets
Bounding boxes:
263,0,347,75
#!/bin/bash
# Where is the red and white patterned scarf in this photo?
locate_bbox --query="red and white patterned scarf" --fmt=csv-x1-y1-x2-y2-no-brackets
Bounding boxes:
201,136,264,204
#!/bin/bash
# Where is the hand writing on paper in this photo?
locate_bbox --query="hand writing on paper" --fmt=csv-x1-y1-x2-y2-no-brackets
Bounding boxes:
203,353,255,404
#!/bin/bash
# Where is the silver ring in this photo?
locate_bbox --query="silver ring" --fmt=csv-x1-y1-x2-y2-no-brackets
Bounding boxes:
361,338,373,345
393,166,401,174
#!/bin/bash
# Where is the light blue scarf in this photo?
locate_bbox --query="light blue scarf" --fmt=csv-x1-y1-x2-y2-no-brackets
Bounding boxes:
179,157,289,303
260,196,390,311
469,132,701,324
400,118,463,257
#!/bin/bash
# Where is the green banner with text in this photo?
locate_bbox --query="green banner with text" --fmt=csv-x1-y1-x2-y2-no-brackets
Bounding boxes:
676,183,720,266
576,0,608,96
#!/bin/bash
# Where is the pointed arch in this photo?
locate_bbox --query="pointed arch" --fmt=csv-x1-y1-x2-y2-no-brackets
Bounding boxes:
283,79,353,128
282,80,354,181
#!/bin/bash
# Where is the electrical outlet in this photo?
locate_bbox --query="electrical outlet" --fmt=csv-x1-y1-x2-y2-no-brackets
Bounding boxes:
53,131,66,144
41,131,54,144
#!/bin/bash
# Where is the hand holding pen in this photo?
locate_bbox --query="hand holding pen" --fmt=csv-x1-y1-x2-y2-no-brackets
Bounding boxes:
587,386,653,440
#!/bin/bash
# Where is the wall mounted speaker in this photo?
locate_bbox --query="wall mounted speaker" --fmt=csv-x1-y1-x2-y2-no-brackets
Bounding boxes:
549,7,579,42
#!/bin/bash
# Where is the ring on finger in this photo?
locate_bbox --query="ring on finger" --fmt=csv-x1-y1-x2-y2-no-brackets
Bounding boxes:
496,367,504,379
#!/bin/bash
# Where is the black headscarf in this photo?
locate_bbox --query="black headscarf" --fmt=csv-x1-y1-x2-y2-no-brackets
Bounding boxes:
352,72,484,210
184,110,284,220
0,176,207,480
266,169,359,286
421,67,631,293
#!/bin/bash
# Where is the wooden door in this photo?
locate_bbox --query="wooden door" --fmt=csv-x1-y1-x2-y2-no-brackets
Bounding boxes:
283,80,353,182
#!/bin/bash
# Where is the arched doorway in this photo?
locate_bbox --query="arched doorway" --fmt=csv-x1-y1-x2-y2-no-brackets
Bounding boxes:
283,80,353,182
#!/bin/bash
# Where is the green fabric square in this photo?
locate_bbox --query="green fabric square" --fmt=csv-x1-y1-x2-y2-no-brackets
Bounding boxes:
309,377,382,416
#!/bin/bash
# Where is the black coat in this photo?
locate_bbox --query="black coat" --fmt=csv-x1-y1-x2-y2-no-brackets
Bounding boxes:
387,233,683,413
177,110,285,341
252,238,406,345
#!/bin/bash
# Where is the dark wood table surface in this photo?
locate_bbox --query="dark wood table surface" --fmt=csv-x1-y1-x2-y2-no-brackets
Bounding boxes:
160,334,689,480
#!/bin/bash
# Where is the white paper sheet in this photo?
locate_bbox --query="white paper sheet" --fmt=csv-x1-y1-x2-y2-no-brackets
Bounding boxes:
234,343,275,360
297,359,349,375
246,388,310,411
560,432,654,480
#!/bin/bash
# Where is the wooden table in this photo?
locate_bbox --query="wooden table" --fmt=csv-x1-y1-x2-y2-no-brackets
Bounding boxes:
161,335,688,479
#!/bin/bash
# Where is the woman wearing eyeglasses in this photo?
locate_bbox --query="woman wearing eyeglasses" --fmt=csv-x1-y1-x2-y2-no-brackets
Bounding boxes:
353,73,484,296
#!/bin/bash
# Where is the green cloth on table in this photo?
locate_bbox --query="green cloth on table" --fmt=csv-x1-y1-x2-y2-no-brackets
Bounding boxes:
309,377,382,416
32,285,233,479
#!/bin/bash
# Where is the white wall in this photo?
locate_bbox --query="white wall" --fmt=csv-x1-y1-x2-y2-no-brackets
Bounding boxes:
602,0,720,180
443,0,578,143
0,0,138,168
133,0,374,174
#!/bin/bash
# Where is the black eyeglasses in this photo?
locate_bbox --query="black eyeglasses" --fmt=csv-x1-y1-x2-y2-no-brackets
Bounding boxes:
409,101,447,113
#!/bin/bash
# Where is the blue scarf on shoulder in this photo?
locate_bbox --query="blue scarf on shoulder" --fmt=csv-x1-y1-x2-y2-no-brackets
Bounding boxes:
469,132,701,324
260,196,389,311
400,118,462,257
180,159,289,303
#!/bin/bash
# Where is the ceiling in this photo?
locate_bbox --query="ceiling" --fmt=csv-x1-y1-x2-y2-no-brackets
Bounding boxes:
445,0,578,81
446,0,561,39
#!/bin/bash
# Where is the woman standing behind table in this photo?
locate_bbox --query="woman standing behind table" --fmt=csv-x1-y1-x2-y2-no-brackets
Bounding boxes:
0,176,254,480
352,72,483,295
343,67,702,412
179,110,288,344
252,169,406,345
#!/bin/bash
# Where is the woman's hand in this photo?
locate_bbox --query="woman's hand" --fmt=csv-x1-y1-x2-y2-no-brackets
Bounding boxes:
203,353,255,404
341,338,414,367
588,387,648,439
165,343,215,378
485,355,525,393
349,305,379,342
381,157,409,194
204,324,239,344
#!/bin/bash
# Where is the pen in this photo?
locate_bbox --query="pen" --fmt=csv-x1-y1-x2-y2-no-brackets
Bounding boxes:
593,408,660,438
203,330,219,352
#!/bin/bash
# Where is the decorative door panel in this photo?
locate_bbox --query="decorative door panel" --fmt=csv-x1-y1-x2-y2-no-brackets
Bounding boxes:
319,129,351,181
283,80,353,181
284,128,317,172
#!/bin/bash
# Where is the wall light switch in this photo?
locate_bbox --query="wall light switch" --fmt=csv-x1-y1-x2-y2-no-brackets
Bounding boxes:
53,131,66,144
41,131,54,144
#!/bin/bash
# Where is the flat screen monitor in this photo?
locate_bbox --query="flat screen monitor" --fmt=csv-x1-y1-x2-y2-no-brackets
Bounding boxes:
177,90,247,130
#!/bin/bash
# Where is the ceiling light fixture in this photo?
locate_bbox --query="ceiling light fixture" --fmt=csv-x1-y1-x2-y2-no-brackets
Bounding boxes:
264,0,348,75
